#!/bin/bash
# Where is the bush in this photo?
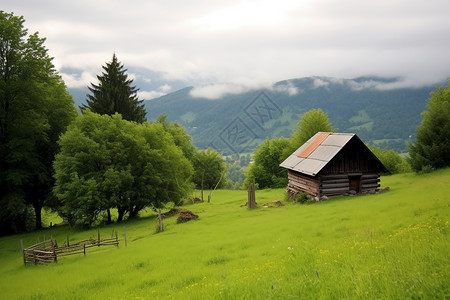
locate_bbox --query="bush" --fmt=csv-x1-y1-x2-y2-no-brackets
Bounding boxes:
284,191,312,204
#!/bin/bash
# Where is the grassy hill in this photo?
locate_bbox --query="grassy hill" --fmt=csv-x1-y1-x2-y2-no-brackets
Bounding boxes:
0,169,449,299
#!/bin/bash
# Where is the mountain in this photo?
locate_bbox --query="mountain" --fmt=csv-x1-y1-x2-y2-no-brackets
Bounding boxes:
143,76,443,155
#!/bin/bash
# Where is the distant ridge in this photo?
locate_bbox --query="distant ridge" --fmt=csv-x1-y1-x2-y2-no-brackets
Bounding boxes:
142,76,443,155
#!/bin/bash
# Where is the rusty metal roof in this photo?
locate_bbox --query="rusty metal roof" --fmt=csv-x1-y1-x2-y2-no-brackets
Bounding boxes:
297,132,331,158
280,132,355,176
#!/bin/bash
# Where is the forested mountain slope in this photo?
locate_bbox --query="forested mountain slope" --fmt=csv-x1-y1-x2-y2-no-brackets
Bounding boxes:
144,77,440,154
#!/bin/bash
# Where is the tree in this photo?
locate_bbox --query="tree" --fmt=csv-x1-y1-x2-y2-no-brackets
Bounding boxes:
82,53,146,123
53,112,193,227
287,108,336,156
367,145,411,174
192,148,227,201
155,114,196,161
245,137,291,189
409,80,450,172
0,11,77,234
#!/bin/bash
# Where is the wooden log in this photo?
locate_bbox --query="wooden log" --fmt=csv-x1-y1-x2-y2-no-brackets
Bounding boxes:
361,173,380,179
320,182,350,189
361,183,380,189
123,226,127,247
320,187,349,194
319,174,349,180
320,179,349,184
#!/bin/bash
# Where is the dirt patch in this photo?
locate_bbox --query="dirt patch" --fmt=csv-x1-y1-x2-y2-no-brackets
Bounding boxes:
177,210,199,223
192,197,203,203
263,200,284,208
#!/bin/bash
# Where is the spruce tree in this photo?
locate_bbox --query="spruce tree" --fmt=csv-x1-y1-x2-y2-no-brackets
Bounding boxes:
82,53,146,123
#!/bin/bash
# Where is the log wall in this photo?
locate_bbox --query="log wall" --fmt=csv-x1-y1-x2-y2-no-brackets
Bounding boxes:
319,174,349,196
287,171,319,196
287,171,381,197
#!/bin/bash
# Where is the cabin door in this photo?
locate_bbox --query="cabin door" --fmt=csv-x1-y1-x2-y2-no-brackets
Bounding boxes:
348,175,361,193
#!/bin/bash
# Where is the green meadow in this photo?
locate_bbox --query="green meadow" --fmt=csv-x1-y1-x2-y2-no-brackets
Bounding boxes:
0,169,449,299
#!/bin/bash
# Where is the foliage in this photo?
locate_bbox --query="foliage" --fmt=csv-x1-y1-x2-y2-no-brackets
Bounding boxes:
155,113,196,161
245,137,291,189
367,145,411,174
82,53,146,123
226,162,246,190
0,11,77,234
409,80,450,172
292,191,311,204
53,112,193,227
192,148,227,190
287,108,336,155
1,169,449,299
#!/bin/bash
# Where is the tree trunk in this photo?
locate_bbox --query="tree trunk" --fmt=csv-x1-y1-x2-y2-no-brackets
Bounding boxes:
106,209,112,224
157,208,164,232
34,203,42,229
117,206,126,223
129,205,141,218
201,173,204,202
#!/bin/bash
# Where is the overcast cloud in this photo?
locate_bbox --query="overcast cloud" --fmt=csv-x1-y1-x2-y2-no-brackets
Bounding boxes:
3,0,449,99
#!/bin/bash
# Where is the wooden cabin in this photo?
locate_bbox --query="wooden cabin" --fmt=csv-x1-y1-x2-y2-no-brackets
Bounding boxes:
280,132,389,198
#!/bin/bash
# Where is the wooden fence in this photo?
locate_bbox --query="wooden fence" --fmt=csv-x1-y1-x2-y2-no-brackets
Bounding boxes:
21,232,119,265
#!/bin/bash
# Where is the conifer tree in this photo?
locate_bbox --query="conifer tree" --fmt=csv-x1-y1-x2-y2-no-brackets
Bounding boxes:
82,54,146,123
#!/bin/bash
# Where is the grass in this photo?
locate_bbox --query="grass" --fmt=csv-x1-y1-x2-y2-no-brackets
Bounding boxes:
0,169,449,299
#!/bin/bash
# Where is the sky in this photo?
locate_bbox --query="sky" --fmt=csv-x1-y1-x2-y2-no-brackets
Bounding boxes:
3,0,450,99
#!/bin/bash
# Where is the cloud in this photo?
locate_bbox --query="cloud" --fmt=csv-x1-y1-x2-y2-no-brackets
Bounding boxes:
312,78,329,89
138,90,166,100
272,81,299,95
2,0,449,92
189,83,255,99
61,71,96,88
138,84,173,100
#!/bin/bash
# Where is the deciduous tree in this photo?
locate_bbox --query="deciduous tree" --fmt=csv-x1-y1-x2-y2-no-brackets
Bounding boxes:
287,108,336,156
53,112,193,227
0,11,76,233
245,137,291,189
192,148,227,201
409,80,450,172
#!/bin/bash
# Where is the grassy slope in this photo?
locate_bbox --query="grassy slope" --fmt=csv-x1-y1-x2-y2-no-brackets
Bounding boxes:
0,169,449,299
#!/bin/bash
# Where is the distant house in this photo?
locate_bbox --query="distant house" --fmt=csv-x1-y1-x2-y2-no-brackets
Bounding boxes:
280,132,389,198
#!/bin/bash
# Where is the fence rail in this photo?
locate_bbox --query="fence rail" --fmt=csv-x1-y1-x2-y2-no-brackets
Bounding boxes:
21,232,119,265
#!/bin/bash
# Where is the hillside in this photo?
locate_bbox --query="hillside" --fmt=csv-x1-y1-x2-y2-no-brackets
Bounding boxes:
0,169,448,299
144,77,441,154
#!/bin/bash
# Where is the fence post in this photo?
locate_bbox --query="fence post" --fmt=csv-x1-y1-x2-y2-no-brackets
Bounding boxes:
158,208,164,232
98,230,100,247
83,244,86,256
248,179,256,209
67,235,69,247
20,240,25,266
115,231,118,248
123,226,127,247
52,239,57,263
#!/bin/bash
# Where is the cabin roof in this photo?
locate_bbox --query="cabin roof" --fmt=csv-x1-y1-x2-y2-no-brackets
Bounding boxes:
280,132,388,176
